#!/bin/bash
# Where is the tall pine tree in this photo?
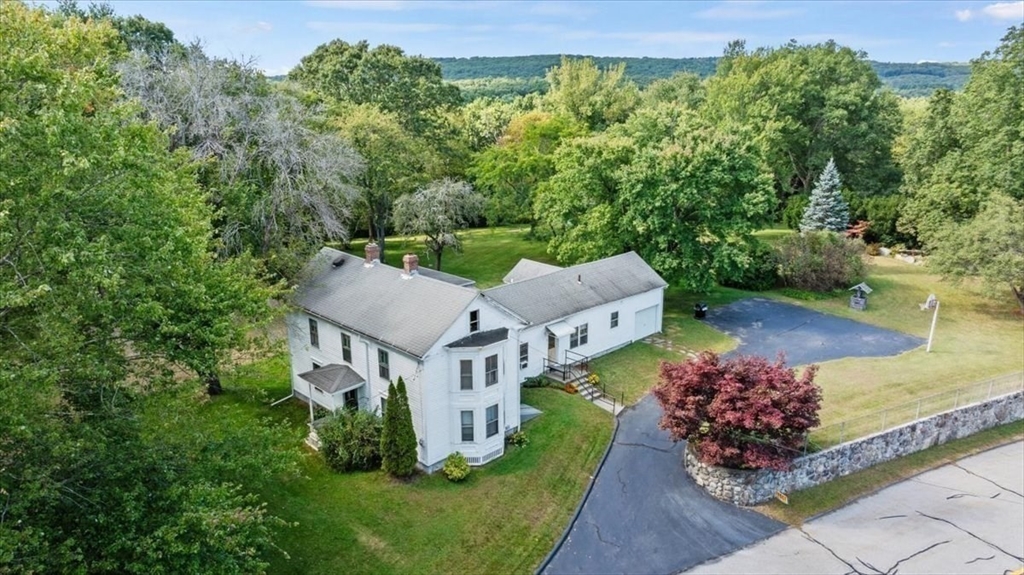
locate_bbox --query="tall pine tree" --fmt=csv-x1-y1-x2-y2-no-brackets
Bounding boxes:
800,158,850,233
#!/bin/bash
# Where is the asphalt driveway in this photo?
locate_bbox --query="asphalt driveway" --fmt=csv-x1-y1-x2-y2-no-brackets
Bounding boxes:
542,396,785,575
705,298,924,365
543,298,929,574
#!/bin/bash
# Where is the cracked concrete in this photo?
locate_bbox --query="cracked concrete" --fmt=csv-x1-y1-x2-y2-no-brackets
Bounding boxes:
687,441,1024,575
542,395,784,575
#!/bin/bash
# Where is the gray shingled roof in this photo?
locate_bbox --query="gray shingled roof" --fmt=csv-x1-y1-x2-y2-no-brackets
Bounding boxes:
502,259,562,284
483,252,667,325
293,248,479,358
418,266,476,287
445,327,509,348
298,363,364,394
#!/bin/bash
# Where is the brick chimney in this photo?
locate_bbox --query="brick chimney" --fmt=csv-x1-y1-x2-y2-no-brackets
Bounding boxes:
402,253,419,276
364,242,380,266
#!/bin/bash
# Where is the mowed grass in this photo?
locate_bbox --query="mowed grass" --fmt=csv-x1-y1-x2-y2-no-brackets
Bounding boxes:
349,226,556,288
213,355,612,575
765,256,1024,427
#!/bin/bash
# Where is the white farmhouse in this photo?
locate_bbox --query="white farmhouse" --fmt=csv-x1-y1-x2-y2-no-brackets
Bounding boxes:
287,243,666,472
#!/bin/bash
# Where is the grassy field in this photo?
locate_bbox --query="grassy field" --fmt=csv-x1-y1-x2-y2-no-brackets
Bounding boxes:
768,256,1023,427
348,226,556,289
214,355,612,575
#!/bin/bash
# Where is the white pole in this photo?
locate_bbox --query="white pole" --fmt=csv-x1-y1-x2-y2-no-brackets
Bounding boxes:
926,300,940,353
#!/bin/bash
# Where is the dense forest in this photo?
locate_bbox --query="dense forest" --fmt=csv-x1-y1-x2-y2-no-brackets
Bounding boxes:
435,55,972,99
2,0,1020,570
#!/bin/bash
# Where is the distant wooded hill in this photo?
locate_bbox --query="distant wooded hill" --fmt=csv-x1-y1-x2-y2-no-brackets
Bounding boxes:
433,55,971,100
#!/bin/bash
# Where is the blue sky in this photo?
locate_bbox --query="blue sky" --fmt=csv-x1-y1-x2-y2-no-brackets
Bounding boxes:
43,1,1024,75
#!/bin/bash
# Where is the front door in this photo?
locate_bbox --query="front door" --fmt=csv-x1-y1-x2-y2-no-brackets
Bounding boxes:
547,333,557,362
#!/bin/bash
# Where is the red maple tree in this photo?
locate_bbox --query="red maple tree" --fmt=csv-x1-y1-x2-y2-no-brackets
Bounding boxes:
652,352,822,470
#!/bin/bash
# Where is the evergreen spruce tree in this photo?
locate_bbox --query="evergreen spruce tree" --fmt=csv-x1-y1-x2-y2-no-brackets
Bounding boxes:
393,377,419,477
800,158,850,233
380,382,400,475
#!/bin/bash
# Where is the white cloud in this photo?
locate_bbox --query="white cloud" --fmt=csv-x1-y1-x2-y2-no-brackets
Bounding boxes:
955,2,1022,22
697,1,802,20
241,21,273,33
981,1,1023,20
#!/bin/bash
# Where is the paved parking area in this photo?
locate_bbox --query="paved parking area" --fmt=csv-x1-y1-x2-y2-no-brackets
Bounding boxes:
688,441,1024,575
705,298,924,366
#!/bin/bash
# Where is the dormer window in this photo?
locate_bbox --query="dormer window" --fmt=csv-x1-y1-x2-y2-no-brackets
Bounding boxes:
469,310,480,333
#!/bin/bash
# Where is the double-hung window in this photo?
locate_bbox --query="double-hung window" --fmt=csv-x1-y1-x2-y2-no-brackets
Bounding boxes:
570,323,589,348
308,318,319,348
461,410,474,442
378,349,390,380
610,311,619,329
469,310,480,333
485,354,498,386
519,343,529,369
460,359,473,390
485,404,499,438
341,333,352,362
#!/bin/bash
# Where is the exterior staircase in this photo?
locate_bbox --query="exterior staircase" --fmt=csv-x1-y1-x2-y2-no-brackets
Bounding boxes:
543,352,623,415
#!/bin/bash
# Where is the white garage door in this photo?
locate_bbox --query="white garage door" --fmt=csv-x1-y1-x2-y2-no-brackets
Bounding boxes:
634,305,658,340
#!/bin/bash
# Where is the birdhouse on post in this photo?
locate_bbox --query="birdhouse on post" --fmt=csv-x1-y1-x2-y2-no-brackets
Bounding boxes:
848,282,873,311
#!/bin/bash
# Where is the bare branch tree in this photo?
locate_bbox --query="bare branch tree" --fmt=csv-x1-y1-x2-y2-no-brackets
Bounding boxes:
118,45,364,275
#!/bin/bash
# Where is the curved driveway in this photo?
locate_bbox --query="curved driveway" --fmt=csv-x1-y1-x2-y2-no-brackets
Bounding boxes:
543,298,927,575
542,396,784,575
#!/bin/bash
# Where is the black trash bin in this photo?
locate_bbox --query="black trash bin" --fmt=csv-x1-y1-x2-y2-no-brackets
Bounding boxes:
693,302,708,319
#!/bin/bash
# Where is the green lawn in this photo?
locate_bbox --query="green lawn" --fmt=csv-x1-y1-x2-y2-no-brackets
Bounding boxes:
597,255,1023,435
213,356,612,575
591,342,678,406
348,226,556,288
764,256,1023,427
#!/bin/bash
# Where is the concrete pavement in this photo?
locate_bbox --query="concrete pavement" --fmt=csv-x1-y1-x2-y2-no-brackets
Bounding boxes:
688,441,1024,575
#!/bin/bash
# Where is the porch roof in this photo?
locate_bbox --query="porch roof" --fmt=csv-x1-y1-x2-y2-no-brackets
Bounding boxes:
546,321,574,338
298,363,365,395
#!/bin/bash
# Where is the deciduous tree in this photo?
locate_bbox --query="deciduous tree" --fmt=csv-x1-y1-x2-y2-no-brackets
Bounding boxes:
0,3,289,571
653,352,822,471
392,179,485,271
468,112,583,230
118,47,364,277
543,56,641,131
289,39,461,139
534,106,775,291
704,40,902,201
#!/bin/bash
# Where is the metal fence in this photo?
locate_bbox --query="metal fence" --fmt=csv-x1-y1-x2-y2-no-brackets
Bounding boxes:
808,371,1024,451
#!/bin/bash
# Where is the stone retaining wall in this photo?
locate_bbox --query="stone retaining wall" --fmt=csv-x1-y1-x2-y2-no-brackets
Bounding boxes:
685,391,1024,506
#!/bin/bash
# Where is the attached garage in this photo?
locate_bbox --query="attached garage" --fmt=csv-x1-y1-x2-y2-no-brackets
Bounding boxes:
634,305,659,340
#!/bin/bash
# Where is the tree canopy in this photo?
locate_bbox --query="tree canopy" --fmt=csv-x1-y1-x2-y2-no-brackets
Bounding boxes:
900,26,1023,310
534,105,775,291
1,3,291,570
289,39,461,138
704,40,902,200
